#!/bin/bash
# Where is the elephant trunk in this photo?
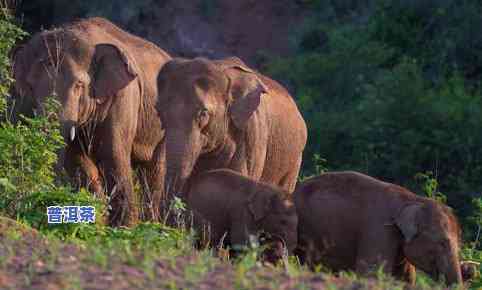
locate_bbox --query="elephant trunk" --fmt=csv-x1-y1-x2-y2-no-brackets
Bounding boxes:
60,89,81,144
438,252,463,285
163,129,202,204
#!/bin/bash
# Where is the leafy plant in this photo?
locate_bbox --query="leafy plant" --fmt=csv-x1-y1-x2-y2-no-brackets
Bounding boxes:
0,6,26,117
266,3,482,243
414,171,447,204
0,10,107,239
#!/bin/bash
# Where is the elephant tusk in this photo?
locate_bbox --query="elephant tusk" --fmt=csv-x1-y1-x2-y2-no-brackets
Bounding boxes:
70,126,76,141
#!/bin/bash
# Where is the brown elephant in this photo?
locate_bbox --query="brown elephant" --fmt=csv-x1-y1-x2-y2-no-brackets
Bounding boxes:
12,17,171,226
181,169,298,264
156,57,307,211
294,171,463,286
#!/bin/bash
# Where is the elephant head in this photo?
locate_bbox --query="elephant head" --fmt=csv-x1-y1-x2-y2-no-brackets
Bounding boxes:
12,29,138,144
157,57,267,200
247,190,298,263
460,260,480,281
394,200,463,285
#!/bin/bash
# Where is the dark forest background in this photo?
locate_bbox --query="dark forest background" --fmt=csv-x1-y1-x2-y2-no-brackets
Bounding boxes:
13,0,482,242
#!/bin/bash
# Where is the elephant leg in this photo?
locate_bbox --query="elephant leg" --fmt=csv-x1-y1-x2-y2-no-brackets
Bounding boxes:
100,150,138,227
229,216,252,260
64,143,104,198
355,231,399,276
139,142,166,222
278,155,303,192
78,153,104,197
98,124,138,226
98,82,140,227
294,232,311,266
137,168,153,222
188,209,225,250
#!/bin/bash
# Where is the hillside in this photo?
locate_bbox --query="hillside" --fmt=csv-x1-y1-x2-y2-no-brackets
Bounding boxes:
0,217,453,290
16,0,370,66
2,1,482,289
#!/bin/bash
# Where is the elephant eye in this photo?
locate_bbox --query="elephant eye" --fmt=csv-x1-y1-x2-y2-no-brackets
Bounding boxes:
74,81,84,92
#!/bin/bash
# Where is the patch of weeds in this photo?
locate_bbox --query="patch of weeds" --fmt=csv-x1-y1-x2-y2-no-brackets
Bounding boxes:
324,281,340,290
4,226,22,241
414,270,445,289
184,250,217,285
373,266,404,290
233,245,262,290
164,279,179,290
0,242,13,268
43,231,63,272
295,281,311,290
86,242,109,269
141,255,155,281
65,273,83,290
311,262,332,274
338,270,359,281
283,255,306,278
24,255,37,288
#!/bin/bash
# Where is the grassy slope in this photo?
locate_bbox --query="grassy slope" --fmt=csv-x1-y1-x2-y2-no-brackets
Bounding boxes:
0,217,477,290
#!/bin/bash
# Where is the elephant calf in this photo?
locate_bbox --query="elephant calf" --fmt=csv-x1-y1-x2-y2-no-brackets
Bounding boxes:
461,260,480,281
181,169,298,263
294,171,463,286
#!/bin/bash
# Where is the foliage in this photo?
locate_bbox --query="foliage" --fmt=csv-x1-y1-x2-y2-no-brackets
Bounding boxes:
0,9,106,239
461,247,482,289
369,0,482,85
0,6,26,116
2,1,482,289
266,0,482,246
299,154,329,182
0,105,63,193
414,171,446,204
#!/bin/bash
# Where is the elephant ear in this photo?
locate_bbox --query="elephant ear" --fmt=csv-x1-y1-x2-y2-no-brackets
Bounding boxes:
157,58,190,99
220,58,269,130
395,203,424,243
92,44,138,103
247,191,275,222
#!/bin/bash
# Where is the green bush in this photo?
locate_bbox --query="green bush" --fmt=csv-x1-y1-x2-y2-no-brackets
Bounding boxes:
0,7,26,113
0,8,106,238
369,0,482,85
265,0,482,245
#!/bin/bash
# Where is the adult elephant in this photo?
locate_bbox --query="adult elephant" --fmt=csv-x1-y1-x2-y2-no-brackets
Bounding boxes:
12,17,171,226
157,57,307,207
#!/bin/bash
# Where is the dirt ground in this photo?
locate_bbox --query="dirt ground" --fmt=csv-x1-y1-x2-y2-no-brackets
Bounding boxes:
0,217,446,290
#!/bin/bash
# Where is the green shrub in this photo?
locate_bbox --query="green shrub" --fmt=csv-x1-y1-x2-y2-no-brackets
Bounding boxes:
0,7,26,115
265,1,482,245
0,8,107,239
369,0,482,85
